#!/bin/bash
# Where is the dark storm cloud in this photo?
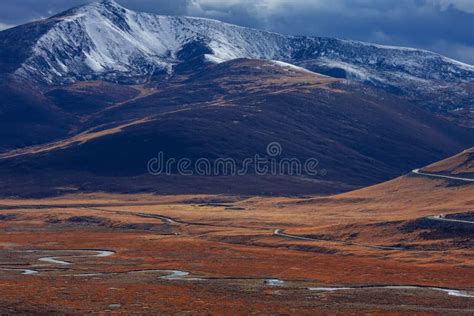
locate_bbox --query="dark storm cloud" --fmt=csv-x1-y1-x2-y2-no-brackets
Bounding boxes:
0,0,473,64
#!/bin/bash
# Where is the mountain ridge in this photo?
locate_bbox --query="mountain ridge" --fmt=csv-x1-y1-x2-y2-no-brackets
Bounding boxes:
0,1,473,196
1,0,472,127
2,0,473,86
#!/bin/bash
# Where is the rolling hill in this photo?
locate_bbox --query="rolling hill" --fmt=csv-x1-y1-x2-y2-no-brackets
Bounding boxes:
0,59,472,197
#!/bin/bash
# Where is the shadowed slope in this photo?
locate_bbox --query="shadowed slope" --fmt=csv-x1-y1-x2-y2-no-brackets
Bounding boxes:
0,60,472,197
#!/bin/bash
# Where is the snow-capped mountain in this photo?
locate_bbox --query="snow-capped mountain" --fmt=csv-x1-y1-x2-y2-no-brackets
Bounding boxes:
2,0,473,88
0,0,473,196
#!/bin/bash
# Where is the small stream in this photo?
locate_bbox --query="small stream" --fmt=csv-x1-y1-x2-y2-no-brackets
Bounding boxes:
309,285,474,298
0,268,39,275
1,249,472,299
38,250,115,266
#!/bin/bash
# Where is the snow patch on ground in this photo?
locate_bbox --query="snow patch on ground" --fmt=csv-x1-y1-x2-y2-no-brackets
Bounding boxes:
270,60,328,77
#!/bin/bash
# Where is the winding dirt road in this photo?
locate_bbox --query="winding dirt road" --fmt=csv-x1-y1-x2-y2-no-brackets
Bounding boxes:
412,169,474,182
273,229,405,251
426,215,474,225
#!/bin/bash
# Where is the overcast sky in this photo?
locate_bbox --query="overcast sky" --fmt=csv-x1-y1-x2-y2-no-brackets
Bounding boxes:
0,0,473,64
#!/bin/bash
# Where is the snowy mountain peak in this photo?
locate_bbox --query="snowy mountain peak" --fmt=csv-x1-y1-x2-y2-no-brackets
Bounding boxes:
92,0,128,13
88,0,124,10
55,0,125,18
99,0,121,5
4,0,473,94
